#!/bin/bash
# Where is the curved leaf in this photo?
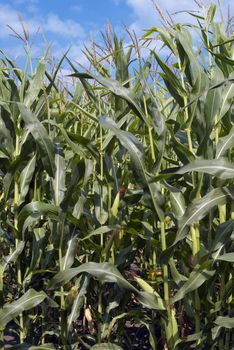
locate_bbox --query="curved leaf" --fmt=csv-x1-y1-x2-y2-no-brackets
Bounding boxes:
90,344,123,350
18,201,59,233
0,289,47,328
177,159,234,179
174,187,234,245
49,262,165,310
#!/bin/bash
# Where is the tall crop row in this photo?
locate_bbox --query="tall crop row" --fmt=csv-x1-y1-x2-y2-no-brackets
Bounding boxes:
0,4,233,349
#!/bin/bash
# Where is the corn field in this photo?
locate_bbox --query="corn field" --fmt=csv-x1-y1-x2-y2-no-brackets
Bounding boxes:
0,3,233,350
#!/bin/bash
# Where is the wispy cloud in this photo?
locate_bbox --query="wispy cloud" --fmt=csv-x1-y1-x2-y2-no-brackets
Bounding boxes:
70,5,82,12
125,0,199,34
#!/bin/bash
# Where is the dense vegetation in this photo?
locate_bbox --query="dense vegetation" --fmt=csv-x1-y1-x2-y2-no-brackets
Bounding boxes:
0,3,233,349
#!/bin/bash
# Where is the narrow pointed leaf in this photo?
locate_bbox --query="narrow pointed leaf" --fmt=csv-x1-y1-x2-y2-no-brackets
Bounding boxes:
1,241,25,273
54,143,66,206
216,125,234,159
99,116,164,221
18,103,55,176
171,267,215,303
174,187,234,245
19,154,36,204
62,234,78,270
67,275,89,330
24,60,46,108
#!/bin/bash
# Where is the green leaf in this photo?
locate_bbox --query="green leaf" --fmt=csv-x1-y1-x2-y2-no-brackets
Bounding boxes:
99,116,164,221
19,154,36,204
18,103,55,177
71,72,148,124
170,190,186,218
24,60,46,108
216,125,234,159
0,289,47,329
171,267,215,303
177,158,234,179
134,276,165,310
215,253,234,262
174,187,234,245
0,116,14,158
204,79,221,131
1,241,25,273
49,262,165,310
212,316,234,340
10,344,56,350
62,234,78,270
217,72,234,121
214,316,234,328
18,201,59,233
90,344,123,350
211,220,234,252
151,51,186,105
80,225,118,242
67,275,89,330
54,143,66,206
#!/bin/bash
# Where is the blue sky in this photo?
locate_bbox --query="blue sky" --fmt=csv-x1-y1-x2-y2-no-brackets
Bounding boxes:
0,0,233,68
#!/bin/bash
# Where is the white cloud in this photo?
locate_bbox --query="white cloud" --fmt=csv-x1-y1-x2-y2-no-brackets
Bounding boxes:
45,14,85,39
126,0,233,35
0,4,40,39
0,4,86,43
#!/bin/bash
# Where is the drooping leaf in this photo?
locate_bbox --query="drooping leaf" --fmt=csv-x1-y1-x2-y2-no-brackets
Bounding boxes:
0,289,47,329
49,262,165,310
90,344,123,350
18,201,59,233
10,344,56,350
177,158,234,179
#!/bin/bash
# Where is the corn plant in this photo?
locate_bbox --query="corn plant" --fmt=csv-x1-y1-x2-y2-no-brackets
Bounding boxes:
0,3,233,350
